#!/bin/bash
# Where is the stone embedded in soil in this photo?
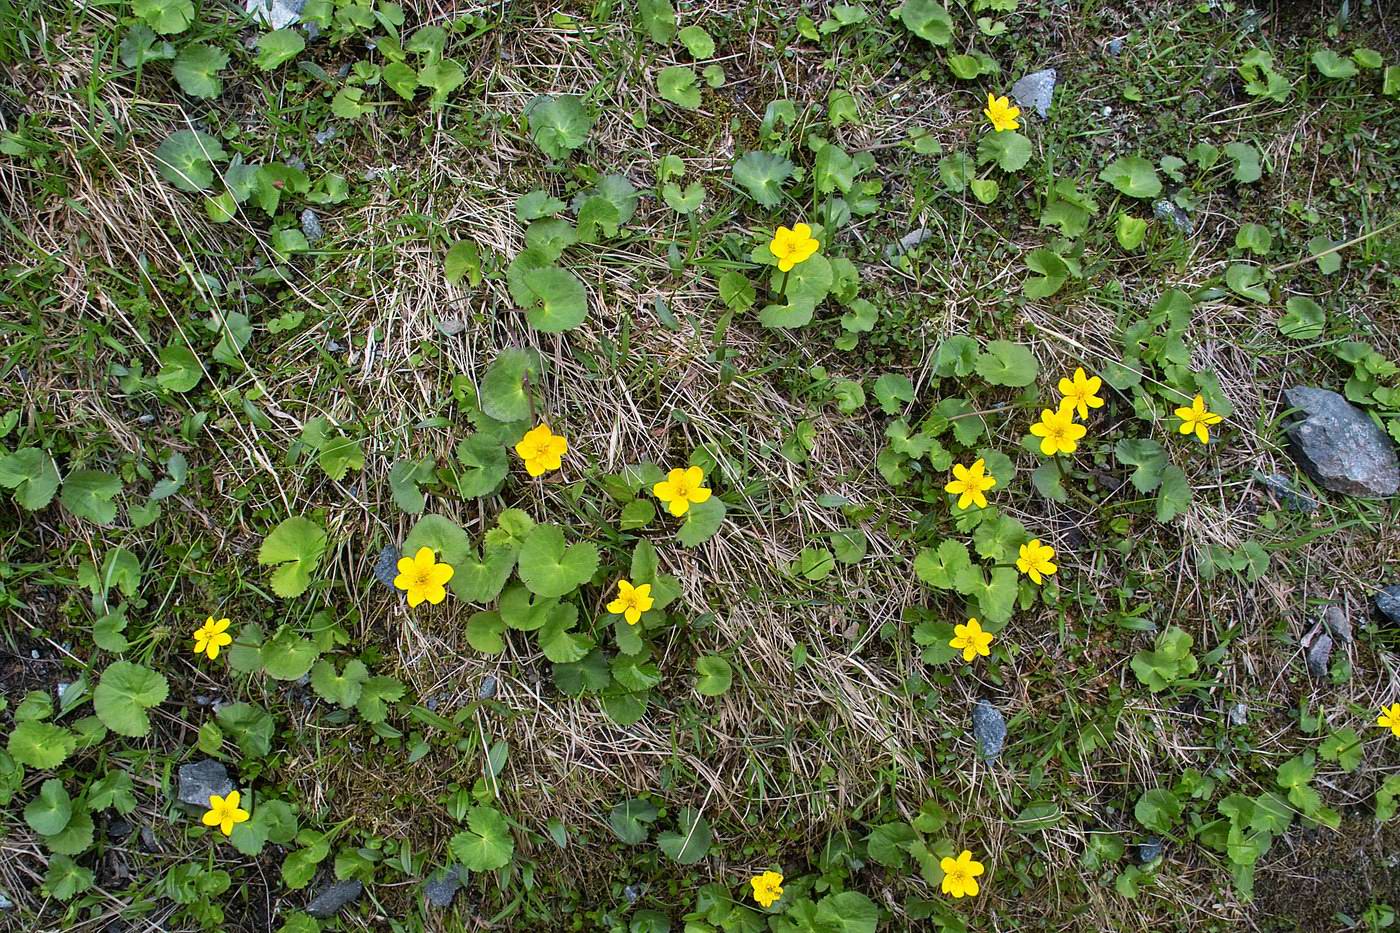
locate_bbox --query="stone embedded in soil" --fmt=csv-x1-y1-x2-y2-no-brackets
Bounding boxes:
1283,386,1400,497
478,674,498,700
1258,473,1319,513
1322,605,1352,645
1010,69,1056,118
373,545,399,589
1228,702,1248,725
423,868,460,908
1376,586,1400,626
971,699,1007,761
1138,837,1164,863
176,759,234,807
1152,198,1193,233
1306,633,1333,679
246,0,305,30
300,208,323,243
306,880,363,919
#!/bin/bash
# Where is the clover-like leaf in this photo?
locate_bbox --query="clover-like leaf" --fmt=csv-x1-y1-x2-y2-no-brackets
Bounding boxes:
657,807,712,864
93,661,169,737
154,129,226,192
1023,247,1070,299
449,805,515,872
60,469,122,525
525,94,594,160
419,59,465,109
356,676,404,723
608,798,658,844
119,25,175,66
451,435,507,498
695,656,732,696
974,340,1039,387
657,65,701,109
0,448,61,510
516,524,599,597
732,151,794,207
896,0,953,45
478,348,542,423
1099,155,1162,198
520,266,588,332
172,44,228,98
1312,49,1357,79
537,605,593,663
310,659,369,707
255,29,304,70
132,0,194,34
257,516,328,599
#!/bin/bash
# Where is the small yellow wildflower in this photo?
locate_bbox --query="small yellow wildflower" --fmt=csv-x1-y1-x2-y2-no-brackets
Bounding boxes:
1057,367,1105,419
983,93,1021,132
768,223,820,273
1030,406,1087,456
192,616,233,661
202,791,250,837
653,465,712,517
514,423,568,477
750,870,784,908
1016,538,1057,585
393,546,454,607
1379,704,1400,738
950,618,994,662
939,849,985,898
945,459,997,510
606,580,655,625
1174,394,1223,444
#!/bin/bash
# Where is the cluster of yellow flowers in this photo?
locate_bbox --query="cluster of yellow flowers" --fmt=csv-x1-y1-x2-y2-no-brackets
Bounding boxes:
748,850,985,908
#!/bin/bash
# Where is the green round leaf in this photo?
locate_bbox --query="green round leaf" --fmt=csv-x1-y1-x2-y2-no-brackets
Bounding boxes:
449,805,515,872
608,798,658,844
25,778,73,835
695,656,732,696
93,661,169,738
1099,154,1162,198
525,94,594,160
516,525,599,597
521,266,588,332
257,517,328,599
657,807,712,864
455,435,509,498
657,65,701,109
478,348,542,422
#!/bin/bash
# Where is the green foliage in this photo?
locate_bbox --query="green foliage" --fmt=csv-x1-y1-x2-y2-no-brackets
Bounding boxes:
257,517,328,598
1130,627,1199,692
525,95,593,160
93,661,169,737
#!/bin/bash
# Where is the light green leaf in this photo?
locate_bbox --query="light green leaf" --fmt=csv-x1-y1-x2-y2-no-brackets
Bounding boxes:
255,29,305,70
257,516,328,598
516,524,599,597
310,659,369,707
524,95,593,160
677,497,725,547
478,348,541,423
657,65,701,109
8,720,76,769
1278,297,1325,340
93,661,169,737
154,129,225,192
25,779,73,835
520,266,588,332
657,807,712,864
678,25,714,58
732,151,794,207
0,448,61,510
60,470,122,525
260,628,320,681
1099,155,1162,198
977,130,1031,172
1116,212,1148,250
172,44,228,97
132,0,194,34
897,0,953,45
1312,49,1357,79
695,656,732,696
975,340,1039,386
449,806,515,872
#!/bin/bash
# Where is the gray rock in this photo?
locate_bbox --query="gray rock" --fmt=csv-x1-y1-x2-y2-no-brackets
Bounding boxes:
423,868,459,908
478,674,498,700
1376,585,1400,626
1137,837,1164,863
0,891,12,910
1322,605,1352,645
1152,198,1193,233
1010,69,1056,118
107,817,133,840
177,760,234,807
1107,38,1124,56
1257,473,1318,513
971,700,1006,761
246,0,305,30
1306,633,1333,679
300,208,324,244
1228,702,1248,725
306,880,363,919
314,127,338,146
624,884,642,904
373,545,399,589
1283,387,1399,497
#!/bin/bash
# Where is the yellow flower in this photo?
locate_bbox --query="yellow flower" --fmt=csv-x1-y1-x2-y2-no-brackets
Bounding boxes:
1174,394,1223,444
1379,704,1400,738
1057,367,1105,419
750,870,784,908
769,223,820,273
192,616,233,661
939,849,985,898
1029,406,1087,456
514,423,568,477
653,465,712,517
950,618,994,662
606,580,655,625
983,93,1021,132
393,546,454,607
1016,538,1057,585
945,459,997,510
202,791,250,837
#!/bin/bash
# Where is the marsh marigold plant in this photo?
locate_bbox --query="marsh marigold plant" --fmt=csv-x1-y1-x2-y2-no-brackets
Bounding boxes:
514,423,568,477
1030,406,1087,456
940,850,985,898
1017,538,1057,585
945,458,997,510
983,93,1020,132
203,791,249,837
192,616,232,661
750,870,784,908
1174,394,1223,444
1058,367,1105,419
950,618,994,662
393,547,454,607
768,223,819,272
606,579,654,625
653,465,712,517
1379,704,1400,738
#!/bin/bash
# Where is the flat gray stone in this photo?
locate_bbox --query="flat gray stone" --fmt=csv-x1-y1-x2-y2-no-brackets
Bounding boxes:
306,880,362,919
971,699,1006,761
1137,837,1164,863
423,869,460,908
1257,473,1318,513
177,760,234,807
1376,585,1400,626
1306,633,1333,679
246,0,305,29
373,545,399,589
300,208,323,244
1228,702,1248,725
1322,605,1352,645
1153,198,1193,233
1010,69,1056,118
1284,386,1399,497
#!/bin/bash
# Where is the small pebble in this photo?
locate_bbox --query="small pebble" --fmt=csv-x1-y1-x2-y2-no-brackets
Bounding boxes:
1376,585,1400,627
300,208,324,243
1138,837,1164,863
1322,605,1352,646
1306,633,1333,679
478,675,498,700
1107,38,1124,56
971,699,1007,762
1228,702,1248,725
314,127,338,146
624,884,642,904
373,545,400,589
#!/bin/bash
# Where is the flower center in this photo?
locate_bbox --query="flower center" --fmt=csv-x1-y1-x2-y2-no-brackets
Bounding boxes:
414,570,434,588
672,480,691,497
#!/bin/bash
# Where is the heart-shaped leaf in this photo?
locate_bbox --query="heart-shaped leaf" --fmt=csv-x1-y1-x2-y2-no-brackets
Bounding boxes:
657,65,701,109
520,266,588,332
93,661,169,737
1099,155,1162,198
516,524,599,597
449,805,515,872
525,94,593,160
0,448,61,510
257,517,328,598
478,349,541,423
172,44,228,98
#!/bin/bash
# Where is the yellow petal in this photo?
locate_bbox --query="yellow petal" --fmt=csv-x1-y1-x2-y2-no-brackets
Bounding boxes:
414,547,435,569
688,486,712,505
